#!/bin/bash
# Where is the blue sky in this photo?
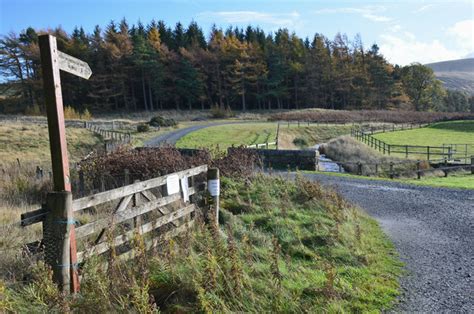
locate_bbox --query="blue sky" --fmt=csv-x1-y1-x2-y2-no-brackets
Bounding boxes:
1,0,473,65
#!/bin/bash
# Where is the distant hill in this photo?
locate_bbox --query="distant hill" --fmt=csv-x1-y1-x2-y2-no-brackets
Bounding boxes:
425,58,474,95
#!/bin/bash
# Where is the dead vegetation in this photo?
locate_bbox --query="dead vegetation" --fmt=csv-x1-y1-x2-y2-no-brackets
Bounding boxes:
270,109,474,124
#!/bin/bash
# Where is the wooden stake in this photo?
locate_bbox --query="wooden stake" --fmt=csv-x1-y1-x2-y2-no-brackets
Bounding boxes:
207,168,220,226
44,191,73,293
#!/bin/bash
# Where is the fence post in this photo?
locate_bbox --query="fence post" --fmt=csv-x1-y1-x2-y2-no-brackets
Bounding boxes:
124,168,130,186
36,166,43,180
79,170,85,196
315,150,319,171
416,160,421,179
389,162,394,179
427,146,430,161
276,123,280,150
471,156,474,175
405,145,408,158
43,191,73,293
375,163,378,175
207,168,220,226
357,162,362,175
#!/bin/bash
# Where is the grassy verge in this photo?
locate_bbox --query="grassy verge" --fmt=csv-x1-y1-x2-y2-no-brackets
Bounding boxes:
304,170,474,190
278,124,352,149
176,123,278,149
373,120,474,159
1,174,402,312
0,123,103,165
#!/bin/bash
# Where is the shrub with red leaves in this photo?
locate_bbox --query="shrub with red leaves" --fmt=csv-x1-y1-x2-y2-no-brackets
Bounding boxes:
78,146,259,189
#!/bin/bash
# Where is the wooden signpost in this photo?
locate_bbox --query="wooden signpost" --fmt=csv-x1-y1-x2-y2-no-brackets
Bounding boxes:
39,34,92,293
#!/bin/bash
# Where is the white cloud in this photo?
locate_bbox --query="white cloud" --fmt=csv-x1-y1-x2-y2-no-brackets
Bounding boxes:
314,6,391,23
388,24,402,32
446,19,474,51
379,33,467,65
413,4,436,13
196,11,301,28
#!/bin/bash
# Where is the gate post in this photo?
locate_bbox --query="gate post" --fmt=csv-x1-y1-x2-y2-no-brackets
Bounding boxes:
43,191,73,293
471,156,474,175
207,168,220,226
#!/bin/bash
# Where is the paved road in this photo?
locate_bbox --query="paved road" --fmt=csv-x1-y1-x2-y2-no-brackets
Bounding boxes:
303,173,473,312
143,121,265,147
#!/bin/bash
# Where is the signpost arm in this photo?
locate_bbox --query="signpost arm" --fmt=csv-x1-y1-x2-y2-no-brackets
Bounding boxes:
39,34,80,293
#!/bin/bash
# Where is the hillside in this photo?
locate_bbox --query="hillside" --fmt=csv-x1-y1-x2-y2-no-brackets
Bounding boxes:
426,58,474,95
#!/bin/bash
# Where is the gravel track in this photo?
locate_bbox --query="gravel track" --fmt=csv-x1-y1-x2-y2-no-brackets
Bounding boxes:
303,173,473,312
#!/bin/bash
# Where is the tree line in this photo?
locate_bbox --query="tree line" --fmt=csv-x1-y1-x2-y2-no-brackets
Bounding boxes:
1,19,473,114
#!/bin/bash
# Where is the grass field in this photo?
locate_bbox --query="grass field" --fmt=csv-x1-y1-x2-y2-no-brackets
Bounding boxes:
305,170,474,190
176,123,278,149
0,123,103,165
373,120,474,159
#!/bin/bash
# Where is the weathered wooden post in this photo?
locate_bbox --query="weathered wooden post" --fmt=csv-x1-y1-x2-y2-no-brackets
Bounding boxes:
389,162,394,179
36,166,43,180
43,191,73,293
78,170,85,196
416,160,421,179
207,168,220,226
39,34,91,293
405,145,408,158
124,168,130,186
276,123,280,150
471,156,474,175
357,162,362,175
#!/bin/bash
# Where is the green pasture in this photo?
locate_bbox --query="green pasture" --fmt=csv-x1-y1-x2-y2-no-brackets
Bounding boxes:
373,120,474,160
176,123,278,149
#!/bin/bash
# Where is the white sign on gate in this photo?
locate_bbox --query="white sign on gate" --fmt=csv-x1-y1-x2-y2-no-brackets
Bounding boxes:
166,174,180,195
181,176,189,202
208,179,220,196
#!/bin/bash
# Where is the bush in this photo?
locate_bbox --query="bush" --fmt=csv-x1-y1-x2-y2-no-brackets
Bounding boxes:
63,106,93,120
292,137,308,148
149,116,177,128
137,123,150,132
78,146,259,190
211,104,234,119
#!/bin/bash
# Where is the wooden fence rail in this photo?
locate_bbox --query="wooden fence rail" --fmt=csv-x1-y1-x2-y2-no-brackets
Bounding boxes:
84,121,132,143
351,128,471,161
20,164,218,292
245,141,277,149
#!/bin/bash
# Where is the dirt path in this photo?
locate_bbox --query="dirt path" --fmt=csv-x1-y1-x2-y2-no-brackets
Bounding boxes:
303,173,473,312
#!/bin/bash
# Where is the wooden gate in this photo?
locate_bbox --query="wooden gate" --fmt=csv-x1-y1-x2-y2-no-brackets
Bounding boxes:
20,165,214,291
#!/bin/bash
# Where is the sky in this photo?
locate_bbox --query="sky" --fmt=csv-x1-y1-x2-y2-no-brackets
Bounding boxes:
1,0,473,65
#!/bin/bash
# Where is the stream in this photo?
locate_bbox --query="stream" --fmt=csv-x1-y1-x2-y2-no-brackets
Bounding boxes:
313,144,345,173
